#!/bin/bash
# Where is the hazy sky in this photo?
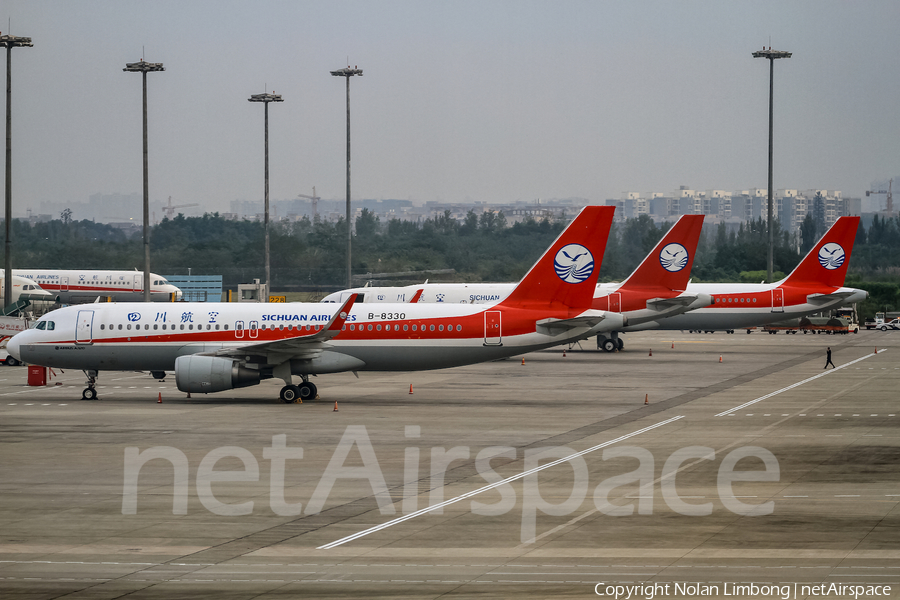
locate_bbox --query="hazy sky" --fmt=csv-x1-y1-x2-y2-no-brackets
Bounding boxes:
3,1,900,215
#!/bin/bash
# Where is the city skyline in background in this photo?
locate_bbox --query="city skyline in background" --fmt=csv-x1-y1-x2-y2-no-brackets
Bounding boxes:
3,1,900,223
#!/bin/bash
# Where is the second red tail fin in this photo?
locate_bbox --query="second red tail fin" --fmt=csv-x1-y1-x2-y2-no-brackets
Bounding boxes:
619,215,704,291
500,206,615,309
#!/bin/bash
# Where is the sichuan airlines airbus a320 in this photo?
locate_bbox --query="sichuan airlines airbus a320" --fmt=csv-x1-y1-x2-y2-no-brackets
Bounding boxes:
619,216,867,332
14,269,183,303
9,206,619,402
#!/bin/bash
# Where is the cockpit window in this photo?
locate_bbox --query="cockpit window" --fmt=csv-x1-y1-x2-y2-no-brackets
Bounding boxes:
35,321,46,330
47,321,55,331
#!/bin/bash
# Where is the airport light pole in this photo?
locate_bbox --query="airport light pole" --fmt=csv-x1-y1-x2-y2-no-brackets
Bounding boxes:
248,92,283,300
2,33,32,309
123,58,164,302
330,66,362,288
752,47,791,284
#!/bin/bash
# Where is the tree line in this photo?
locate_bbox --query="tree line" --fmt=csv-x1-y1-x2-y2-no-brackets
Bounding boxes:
5,209,899,316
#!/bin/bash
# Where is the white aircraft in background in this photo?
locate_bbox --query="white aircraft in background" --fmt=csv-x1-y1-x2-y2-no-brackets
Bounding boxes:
0,272,58,307
323,214,710,351
14,269,182,303
10,206,619,402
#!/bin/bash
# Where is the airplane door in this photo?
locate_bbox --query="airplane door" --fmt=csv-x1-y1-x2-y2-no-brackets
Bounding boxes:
249,320,259,339
60,276,69,292
771,289,784,313
235,320,245,339
484,311,502,346
609,292,622,312
133,275,141,291
75,310,94,344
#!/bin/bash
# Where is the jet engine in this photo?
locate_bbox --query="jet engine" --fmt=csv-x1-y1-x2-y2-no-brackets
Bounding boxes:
174,355,260,394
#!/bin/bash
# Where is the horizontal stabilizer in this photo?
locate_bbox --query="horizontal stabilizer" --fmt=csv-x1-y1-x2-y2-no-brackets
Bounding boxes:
645,293,708,311
535,310,625,336
807,291,857,305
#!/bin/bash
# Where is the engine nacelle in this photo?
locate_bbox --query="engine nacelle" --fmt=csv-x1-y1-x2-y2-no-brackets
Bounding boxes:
175,355,260,394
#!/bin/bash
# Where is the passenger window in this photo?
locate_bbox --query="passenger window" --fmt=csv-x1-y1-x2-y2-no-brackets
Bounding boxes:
456,325,462,331
100,324,105,330
118,324,123,330
430,325,435,331
376,325,382,331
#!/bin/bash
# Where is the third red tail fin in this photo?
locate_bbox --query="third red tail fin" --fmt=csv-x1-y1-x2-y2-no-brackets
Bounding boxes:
783,216,860,287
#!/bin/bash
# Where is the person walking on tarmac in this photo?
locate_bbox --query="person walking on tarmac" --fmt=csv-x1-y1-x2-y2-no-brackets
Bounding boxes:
824,346,836,369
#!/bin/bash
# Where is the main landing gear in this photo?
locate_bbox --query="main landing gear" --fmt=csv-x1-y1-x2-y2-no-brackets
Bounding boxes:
597,333,624,352
279,375,317,403
82,370,98,400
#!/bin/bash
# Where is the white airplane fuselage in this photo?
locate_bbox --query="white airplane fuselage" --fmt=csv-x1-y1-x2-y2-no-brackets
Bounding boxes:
9,301,623,374
14,269,182,303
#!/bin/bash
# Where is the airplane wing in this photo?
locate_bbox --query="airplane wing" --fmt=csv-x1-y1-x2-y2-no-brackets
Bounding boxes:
210,294,358,362
646,293,710,311
807,291,858,305
535,310,624,336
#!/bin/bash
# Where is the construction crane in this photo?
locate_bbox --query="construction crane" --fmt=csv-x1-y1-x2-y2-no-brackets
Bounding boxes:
866,179,893,217
297,187,321,220
162,196,199,220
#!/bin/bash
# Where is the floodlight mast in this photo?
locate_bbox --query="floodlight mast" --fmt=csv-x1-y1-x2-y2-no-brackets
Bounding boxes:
248,92,283,300
2,33,32,310
123,59,165,302
330,66,362,288
752,47,791,284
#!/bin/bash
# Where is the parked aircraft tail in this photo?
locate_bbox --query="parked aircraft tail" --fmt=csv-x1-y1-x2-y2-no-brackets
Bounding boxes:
499,206,615,310
619,214,704,292
783,216,860,288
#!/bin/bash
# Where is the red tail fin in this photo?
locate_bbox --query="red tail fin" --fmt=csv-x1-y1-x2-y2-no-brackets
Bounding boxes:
619,215,704,291
783,216,860,287
500,206,615,309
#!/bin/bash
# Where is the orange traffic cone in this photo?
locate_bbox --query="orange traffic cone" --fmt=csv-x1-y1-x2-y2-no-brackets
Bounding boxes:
409,384,414,395
157,392,162,404
719,355,723,363
563,349,567,357
521,357,525,365
671,341,674,349
875,348,878,354
644,394,649,405
333,401,339,412
649,349,652,357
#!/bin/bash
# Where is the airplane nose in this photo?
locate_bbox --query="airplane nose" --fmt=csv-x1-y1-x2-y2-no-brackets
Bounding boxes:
7,333,21,361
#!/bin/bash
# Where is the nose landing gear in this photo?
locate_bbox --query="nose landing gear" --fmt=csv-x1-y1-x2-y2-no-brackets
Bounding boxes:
82,370,98,400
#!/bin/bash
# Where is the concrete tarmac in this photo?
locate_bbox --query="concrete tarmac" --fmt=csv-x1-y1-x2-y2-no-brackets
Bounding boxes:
0,329,898,599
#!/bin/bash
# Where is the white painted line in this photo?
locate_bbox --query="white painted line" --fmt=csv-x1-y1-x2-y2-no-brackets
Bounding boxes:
715,351,886,417
318,415,685,549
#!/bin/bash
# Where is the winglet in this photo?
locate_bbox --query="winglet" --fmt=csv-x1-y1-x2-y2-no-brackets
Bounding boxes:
324,293,358,335
783,216,860,288
619,215,704,291
409,289,424,303
499,206,615,310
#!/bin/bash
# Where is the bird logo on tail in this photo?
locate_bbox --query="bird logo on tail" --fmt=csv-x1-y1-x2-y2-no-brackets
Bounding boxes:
553,244,595,283
817,243,845,270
